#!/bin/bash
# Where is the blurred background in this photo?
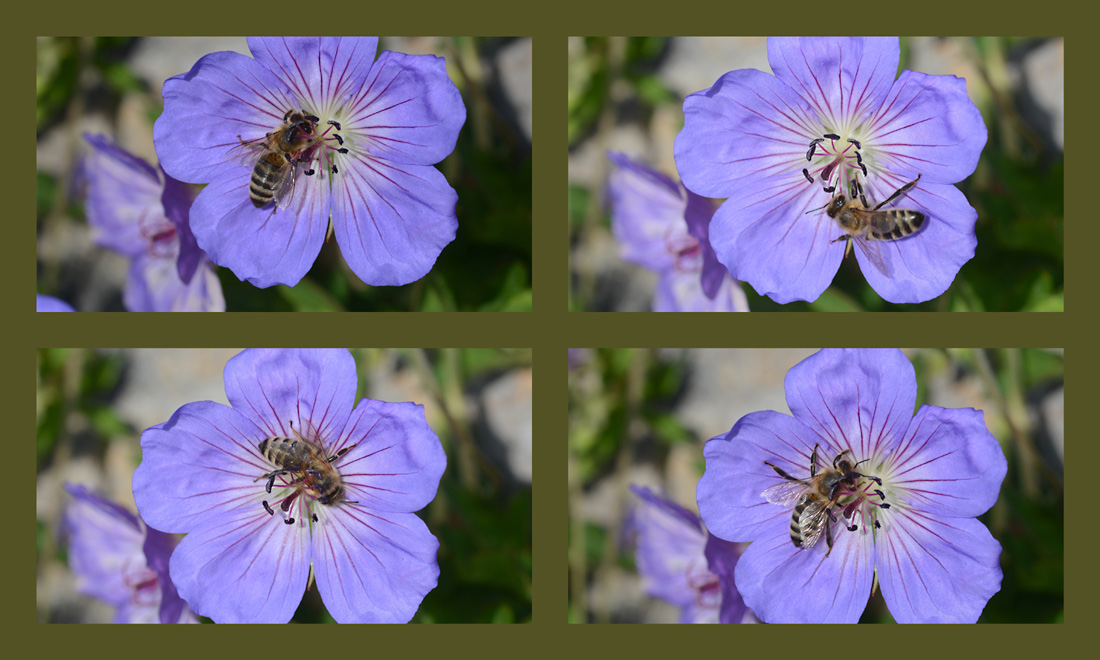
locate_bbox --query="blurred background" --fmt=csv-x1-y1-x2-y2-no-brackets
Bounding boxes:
36,37,532,312
568,37,1064,311
568,348,1063,622
36,348,532,622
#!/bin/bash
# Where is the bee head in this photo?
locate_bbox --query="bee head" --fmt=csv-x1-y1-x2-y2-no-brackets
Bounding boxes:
825,194,847,218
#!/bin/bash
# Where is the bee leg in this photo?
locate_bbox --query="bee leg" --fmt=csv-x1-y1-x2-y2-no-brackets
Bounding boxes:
809,443,820,478
328,443,359,462
764,461,800,483
872,173,922,211
824,520,834,557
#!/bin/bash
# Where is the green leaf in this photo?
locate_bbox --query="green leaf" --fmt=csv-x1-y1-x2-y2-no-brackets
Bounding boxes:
277,280,344,312
809,287,863,312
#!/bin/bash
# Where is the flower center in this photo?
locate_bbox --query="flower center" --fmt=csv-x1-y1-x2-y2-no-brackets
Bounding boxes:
832,461,891,540
254,423,360,527
664,227,701,273
801,132,870,203
685,557,721,610
121,557,160,607
290,111,350,180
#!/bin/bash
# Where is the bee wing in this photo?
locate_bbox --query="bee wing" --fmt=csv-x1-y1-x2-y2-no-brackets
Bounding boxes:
852,235,891,278
225,135,271,168
762,479,811,507
797,500,832,549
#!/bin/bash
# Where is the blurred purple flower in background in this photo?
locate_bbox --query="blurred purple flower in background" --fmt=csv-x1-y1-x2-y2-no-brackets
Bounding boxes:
36,295,76,312
83,134,224,312
629,485,751,623
153,37,465,288
675,37,986,304
64,483,195,623
697,349,1005,623
608,152,748,312
132,349,446,623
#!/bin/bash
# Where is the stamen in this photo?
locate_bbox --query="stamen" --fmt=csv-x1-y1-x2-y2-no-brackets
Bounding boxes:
806,137,824,161
327,120,341,130
847,137,861,149
802,168,814,183
284,517,295,525
262,500,274,516
823,133,840,140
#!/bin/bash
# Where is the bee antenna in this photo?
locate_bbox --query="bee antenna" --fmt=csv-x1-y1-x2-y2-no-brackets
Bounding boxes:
805,201,831,215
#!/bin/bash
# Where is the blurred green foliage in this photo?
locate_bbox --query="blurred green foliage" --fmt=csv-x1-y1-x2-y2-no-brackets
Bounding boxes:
36,348,532,623
568,37,1063,312
36,37,531,312
568,348,1063,623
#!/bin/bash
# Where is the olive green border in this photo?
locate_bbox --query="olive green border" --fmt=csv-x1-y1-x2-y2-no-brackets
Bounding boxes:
21,0,1077,645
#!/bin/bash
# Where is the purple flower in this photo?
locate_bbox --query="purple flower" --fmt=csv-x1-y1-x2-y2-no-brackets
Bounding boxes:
675,38,987,304
37,295,75,312
629,485,750,623
83,134,224,312
153,37,465,288
132,349,446,623
63,483,196,623
696,349,1005,623
608,152,748,312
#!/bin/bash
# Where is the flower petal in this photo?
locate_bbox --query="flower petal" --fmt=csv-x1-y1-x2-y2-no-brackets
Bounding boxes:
784,348,917,459
154,50,299,184
885,405,1007,518
312,509,440,622
222,349,358,443
142,527,188,624
169,507,311,623
83,133,163,258
134,401,268,533
733,520,874,623
124,253,224,313
654,268,746,312
608,151,685,273
704,534,749,624
344,50,465,166
188,167,330,288
338,400,446,513
857,180,977,303
867,70,987,185
248,37,379,111
64,484,144,606
708,174,843,304
675,68,816,199
697,412,828,543
332,158,458,286
683,190,725,299
767,37,900,128
876,511,1003,622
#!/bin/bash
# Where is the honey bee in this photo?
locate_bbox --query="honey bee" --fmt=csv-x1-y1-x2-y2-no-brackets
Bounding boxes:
253,421,358,524
762,444,883,557
822,174,926,276
234,110,324,209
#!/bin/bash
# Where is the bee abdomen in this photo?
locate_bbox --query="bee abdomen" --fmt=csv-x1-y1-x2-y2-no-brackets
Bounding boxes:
790,502,807,547
248,156,287,207
869,211,925,241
